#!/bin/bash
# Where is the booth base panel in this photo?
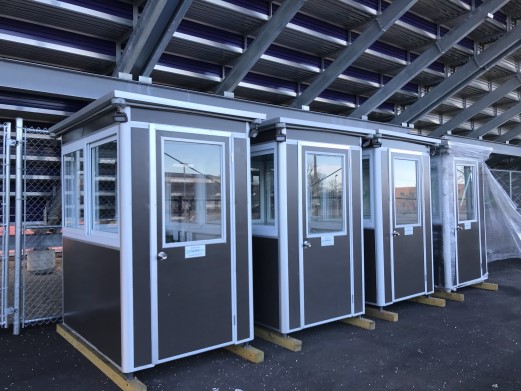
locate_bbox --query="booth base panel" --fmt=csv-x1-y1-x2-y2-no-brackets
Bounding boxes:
56,324,147,391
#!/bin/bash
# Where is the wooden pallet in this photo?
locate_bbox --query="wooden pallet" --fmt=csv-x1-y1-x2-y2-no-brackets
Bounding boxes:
224,344,264,363
432,291,465,302
470,282,499,291
56,324,146,391
408,296,446,307
254,326,302,352
340,316,375,330
364,306,398,322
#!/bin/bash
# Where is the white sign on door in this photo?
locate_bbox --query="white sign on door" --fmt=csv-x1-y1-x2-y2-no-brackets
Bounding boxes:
185,245,206,259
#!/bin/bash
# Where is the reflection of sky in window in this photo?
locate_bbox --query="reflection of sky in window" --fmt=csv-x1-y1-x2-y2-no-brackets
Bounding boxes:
164,142,221,176
394,159,417,187
307,154,343,185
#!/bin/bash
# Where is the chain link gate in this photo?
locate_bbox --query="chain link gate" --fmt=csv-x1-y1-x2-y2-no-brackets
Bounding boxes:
1,123,11,328
21,127,63,326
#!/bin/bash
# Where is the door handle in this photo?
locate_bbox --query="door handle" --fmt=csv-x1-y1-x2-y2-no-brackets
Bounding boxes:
392,230,400,237
457,226,463,231
303,241,312,248
157,251,168,261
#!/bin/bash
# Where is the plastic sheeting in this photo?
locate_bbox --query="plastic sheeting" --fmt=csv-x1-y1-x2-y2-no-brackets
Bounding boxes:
484,166,521,262
431,141,491,289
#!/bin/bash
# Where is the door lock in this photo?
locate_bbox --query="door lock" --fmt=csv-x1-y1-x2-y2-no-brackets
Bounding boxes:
157,251,168,261
392,230,400,237
303,241,312,248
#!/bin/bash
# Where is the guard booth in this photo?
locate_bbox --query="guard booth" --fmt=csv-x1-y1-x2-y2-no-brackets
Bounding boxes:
251,117,370,335
431,139,492,291
362,130,440,307
50,91,264,375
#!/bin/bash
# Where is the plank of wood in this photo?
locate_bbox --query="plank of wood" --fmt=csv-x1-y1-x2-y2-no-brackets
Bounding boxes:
432,291,465,302
470,282,499,291
340,316,375,330
224,344,264,363
254,326,302,352
364,306,398,322
408,296,446,307
56,324,146,391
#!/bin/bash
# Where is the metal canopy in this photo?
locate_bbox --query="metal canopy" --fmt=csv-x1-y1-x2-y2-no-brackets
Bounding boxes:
391,23,521,126
113,0,192,78
349,0,509,119
495,123,521,143
430,72,521,137
467,100,521,138
290,0,417,109
0,0,521,154
214,0,306,95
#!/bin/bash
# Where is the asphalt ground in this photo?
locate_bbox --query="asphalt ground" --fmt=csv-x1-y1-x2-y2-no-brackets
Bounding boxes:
1,258,520,391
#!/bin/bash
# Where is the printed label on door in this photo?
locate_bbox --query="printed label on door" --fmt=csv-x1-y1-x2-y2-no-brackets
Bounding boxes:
404,226,413,236
185,245,206,258
321,236,334,246
464,221,471,230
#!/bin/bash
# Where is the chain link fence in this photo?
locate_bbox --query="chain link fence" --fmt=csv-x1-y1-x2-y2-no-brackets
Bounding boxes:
491,169,521,210
21,127,62,326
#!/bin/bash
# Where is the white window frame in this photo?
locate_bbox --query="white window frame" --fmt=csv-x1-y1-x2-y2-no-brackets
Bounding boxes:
161,137,227,249
251,145,278,237
61,126,120,248
305,150,347,238
392,156,422,229
454,160,478,224
362,153,374,227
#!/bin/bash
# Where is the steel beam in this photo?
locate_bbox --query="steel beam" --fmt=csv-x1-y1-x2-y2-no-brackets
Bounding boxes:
390,23,521,125
443,135,521,157
113,0,192,78
429,72,521,137
214,0,306,95
467,100,521,138
350,0,508,119
290,0,417,109
495,123,521,143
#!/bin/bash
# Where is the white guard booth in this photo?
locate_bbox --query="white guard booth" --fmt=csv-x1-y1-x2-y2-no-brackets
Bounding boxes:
431,139,492,291
50,90,265,375
363,130,440,307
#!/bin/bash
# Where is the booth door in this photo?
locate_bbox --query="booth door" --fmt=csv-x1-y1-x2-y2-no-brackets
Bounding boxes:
301,146,352,326
155,133,233,361
454,162,482,284
390,153,426,300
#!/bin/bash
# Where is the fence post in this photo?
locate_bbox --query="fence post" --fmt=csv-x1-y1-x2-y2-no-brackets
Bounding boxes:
13,118,23,335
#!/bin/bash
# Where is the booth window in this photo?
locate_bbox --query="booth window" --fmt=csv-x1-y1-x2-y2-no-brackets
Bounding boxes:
393,158,419,225
251,153,275,226
91,139,118,233
163,140,223,244
63,149,84,229
456,164,475,222
306,153,345,234
362,158,371,220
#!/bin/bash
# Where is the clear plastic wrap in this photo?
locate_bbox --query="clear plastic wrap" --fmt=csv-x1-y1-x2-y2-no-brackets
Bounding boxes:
484,166,521,262
431,141,492,289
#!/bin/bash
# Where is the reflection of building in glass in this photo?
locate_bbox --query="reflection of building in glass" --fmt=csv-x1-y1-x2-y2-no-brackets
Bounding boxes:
166,172,221,224
395,186,417,220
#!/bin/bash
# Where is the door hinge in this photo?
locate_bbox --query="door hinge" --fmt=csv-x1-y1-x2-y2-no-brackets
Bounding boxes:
351,293,354,306
233,315,236,326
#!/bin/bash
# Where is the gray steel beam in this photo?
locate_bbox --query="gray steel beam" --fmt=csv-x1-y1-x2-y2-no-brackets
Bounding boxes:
349,0,508,119
390,23,521,126
495,123,521,143
467,100,521,138
290,0,417,109
113,0,192,78
214,0,306,95
429,72,521,137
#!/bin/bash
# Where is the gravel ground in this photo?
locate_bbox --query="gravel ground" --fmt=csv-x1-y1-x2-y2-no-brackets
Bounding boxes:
0,258,520,391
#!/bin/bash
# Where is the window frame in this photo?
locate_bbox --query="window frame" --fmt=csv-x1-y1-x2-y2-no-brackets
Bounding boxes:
392,156,421,228
362,153,374,227
305,150,347,238
161,137,227,249
455,161,478,224
61,126,120,248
